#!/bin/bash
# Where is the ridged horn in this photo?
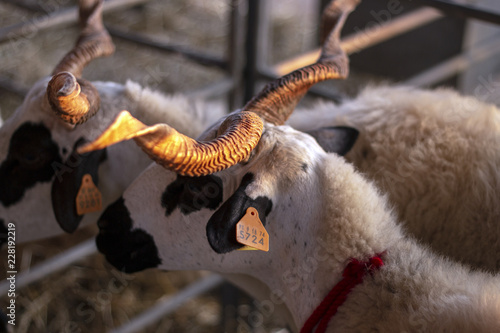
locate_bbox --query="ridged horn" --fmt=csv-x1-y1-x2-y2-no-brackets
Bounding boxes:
77,110,264,177
46,0,114,125
244,0,359,125
78,0,358,177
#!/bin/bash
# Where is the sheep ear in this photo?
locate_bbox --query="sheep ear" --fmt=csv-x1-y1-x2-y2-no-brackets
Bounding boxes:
51,139,107,233
306,126,359,156
206,173,273,254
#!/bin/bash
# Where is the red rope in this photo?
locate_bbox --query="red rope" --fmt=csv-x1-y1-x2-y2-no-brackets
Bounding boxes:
300,254,385,333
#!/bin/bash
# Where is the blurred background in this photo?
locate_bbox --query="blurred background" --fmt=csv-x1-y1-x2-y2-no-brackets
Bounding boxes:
0,0,499,332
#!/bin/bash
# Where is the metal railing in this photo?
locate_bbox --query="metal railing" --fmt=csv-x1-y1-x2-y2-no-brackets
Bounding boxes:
0,0,499,332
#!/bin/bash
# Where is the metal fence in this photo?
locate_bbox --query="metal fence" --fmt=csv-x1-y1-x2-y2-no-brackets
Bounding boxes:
0,0,499,332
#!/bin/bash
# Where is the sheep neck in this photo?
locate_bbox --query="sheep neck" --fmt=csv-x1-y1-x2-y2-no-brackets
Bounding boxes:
254,154,500,332
300,253,385,333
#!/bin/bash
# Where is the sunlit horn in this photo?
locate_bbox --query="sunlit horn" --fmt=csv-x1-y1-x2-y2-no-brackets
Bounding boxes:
244,0,359,125
78,110,264,177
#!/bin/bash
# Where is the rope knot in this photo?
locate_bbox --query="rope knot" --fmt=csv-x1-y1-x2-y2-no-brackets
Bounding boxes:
342,254,384,279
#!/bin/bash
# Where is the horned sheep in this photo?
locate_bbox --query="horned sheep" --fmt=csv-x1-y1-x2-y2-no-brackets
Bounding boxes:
80,0,500,331
0,0,222,245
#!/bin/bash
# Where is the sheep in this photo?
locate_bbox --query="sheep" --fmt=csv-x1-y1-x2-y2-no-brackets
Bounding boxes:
0,0,222,245
90,124,500,333
287,85,500,272
79,0,500,331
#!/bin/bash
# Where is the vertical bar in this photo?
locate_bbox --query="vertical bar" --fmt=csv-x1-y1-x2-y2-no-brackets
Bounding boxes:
243,0,261,103
255,1,272,71
228,0,248,110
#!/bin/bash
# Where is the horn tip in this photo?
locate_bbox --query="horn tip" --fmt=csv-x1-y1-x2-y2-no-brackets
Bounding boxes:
49,72,79,97
76,110,144,154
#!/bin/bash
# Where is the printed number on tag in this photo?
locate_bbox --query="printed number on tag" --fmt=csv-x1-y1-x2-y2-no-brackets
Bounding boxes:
76,174,102,215
236,207,269,252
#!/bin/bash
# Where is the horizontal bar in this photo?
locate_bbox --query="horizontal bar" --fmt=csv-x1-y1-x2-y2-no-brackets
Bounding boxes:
412,0,500,25
0,238,97,295
0,0,152,44
106,25,228,70
0,75,29,97
109,274,225,333
185,77,235,100
272,7,443,76
1,0,44,12
403,33,500,87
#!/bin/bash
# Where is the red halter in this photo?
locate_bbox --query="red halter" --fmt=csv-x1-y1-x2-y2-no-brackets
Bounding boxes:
301,254,385,333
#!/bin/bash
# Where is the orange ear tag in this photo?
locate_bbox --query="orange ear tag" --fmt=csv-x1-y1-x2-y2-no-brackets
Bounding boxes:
76,174,103,215
236,207,269,252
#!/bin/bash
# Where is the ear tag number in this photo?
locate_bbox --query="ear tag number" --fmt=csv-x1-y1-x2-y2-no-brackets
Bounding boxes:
236,207,269,252
76,174,102,215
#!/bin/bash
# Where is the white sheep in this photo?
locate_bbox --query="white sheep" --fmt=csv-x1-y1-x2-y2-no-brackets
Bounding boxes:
288,85,500,272
89,124,500,332
79,1,500,331
0,0,222,244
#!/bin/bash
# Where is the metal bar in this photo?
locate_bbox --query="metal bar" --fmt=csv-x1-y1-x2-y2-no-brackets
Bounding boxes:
0,0,152,44
271,7,443,76
403,33,500,87
1,0,45,12
257,7,444,102
186,77,234,100
0,239,97,296
255,1,272,73
0,75,28,97
243,0,261,103
106,25,228,70
228,0,249,110
109,274,224,333
412,0,500,25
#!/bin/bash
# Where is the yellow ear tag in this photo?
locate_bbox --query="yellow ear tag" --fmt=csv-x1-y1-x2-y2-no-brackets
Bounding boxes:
76,174,103,215
236,207,269,252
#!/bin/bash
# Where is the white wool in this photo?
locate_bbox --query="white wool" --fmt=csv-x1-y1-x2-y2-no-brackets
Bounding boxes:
124,80,224,137
289,85,500,271
116,121,500,332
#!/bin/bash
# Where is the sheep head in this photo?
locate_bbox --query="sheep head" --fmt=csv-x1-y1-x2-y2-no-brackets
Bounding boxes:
0,0,123,244
80,0,360,264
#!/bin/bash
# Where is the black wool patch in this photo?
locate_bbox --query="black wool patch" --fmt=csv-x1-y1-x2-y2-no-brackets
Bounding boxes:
51,138,107,233
161,174,223,216
97,197,161,273
206,173,273,254
0,122,61,206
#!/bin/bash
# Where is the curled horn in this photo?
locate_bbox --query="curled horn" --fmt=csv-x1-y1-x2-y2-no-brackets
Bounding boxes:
78,110,264,177
77,0,356,176
46,0,115,125
244,0,359,125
